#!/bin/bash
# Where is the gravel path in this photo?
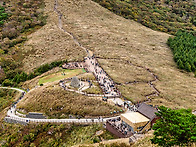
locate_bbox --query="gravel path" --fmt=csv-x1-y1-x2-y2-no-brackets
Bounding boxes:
0,87,25,93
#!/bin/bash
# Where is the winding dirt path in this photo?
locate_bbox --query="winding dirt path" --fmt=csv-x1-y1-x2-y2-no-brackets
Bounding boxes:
54,0,89,55
127,61,160,101
96,57,161,101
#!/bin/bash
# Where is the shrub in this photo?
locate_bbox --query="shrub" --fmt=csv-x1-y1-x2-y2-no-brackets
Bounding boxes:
168,30,196,73
2,79,13,86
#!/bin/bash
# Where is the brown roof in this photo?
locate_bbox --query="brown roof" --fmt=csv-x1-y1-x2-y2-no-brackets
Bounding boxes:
137,103,158,120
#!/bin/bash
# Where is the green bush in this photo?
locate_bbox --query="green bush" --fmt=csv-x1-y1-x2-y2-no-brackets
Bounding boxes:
1,59,67,87
2,79,13,86
0,6,8,25
167,30,196,72
34,60,65,75
93,137,100,143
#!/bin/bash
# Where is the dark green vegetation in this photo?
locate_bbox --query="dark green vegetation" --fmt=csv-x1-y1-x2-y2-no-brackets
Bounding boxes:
0,0,46,84
0,5,8,26
0,123,115,147
0,60,66,87
0,89,18,112
93,0,196,35
167,30,196,73
151,106,196,146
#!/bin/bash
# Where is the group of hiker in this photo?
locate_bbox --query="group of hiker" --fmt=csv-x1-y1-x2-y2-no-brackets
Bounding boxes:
108,117,133,137
85,56,120,97
62,62,85,69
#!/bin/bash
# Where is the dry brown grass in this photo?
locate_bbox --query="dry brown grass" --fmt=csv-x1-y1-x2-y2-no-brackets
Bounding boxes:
19,0,196,109
74,131,156,147
21,1,86,73
98,59,154,83
48,0,196,110
84,82,103,95
132,137,156,147
17,84,121,118
118,84,155,103
78,73,97,81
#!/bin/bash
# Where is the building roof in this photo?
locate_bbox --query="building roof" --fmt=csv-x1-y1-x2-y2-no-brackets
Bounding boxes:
137,103,158,120
121,112,149,124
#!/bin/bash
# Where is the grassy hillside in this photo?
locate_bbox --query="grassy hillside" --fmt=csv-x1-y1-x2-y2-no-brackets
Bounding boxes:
0,89,19,112
49,0,195,109
0,0,195,109
0,88,21,121
0,0,47,85
0,0,86,85
20,0,86,73
0,123,115,147
0,0,45,47
0,0,196,146
17,84,121,118
93,0,196,35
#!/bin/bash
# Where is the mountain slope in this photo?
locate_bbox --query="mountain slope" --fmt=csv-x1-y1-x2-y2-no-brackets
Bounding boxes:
40,0,195,109
92,0,196,35
21,0,86,72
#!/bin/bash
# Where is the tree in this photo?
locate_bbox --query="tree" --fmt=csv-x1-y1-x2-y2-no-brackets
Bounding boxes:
151,106,196,146
167,31,196,74
27,72,35,80
13,73,19,82
177,59,184,69
19,72,28,82
15,72,27,83
2,79,13,86
185,61,192,72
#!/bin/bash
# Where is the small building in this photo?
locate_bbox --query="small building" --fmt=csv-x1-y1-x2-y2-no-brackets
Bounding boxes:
26,112,46,119
106,103,159,138
120,112,150,132
137,103,159,127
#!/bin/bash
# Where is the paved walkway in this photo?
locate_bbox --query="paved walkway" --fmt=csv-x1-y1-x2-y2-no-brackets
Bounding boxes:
0,87,25,93
85,57,120,97
60,82,104,97
5,114,119,124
